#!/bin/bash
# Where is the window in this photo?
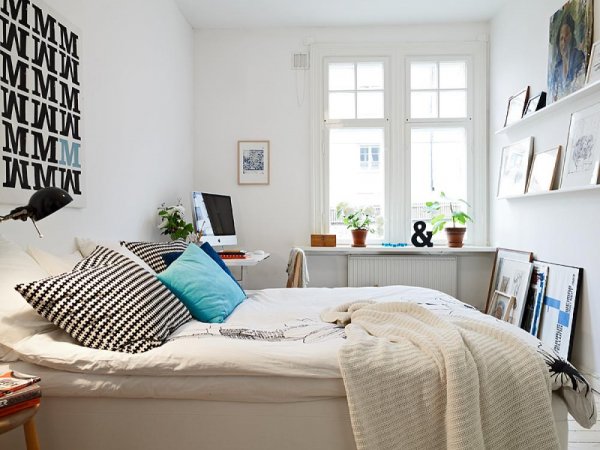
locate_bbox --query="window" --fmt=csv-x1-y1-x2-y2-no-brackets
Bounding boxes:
408,59,471,238
311,44,487,245
325,59,388,243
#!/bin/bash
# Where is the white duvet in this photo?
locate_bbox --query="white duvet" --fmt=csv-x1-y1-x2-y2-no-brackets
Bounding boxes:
12,285,468,377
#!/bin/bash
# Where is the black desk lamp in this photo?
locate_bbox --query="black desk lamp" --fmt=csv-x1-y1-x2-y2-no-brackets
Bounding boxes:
0,187,73,237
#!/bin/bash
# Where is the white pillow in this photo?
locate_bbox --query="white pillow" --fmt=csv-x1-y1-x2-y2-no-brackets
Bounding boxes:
26,246,82,276
0,235,57,355
75,237,156,273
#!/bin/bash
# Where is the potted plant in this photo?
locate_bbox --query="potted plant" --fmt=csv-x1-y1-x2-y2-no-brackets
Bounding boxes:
337,207,374,248
425,192,473,248
157,202,195,241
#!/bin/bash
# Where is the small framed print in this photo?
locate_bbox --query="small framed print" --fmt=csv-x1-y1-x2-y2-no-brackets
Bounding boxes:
526,146,561,193
560,103,600,189
586,41,600,85
497,137,533,198
503,86,530,127
485,248,533,315
486,290,517,322
523,92,547,116
238,140,270,185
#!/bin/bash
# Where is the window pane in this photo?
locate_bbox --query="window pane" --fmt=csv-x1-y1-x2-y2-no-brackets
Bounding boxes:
357,62,384,90
410,62,437,89
357,91,384,118
411,91,438,118
411,127,467,230
439,90,467,118
329,128,385,241
329,63,355,91
329,92,355,119
439,61,466,89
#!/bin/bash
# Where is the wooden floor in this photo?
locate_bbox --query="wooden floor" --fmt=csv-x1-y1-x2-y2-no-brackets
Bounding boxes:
569,394,600,449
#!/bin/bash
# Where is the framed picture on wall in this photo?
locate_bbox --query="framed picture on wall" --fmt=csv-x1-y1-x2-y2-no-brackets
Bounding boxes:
238,140,270,185
560,103,600,189
497,137,534,198
526,146,561,193
503,87,530,127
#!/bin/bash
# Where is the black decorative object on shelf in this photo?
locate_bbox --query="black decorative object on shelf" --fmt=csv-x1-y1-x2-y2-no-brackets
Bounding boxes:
411,221,433,247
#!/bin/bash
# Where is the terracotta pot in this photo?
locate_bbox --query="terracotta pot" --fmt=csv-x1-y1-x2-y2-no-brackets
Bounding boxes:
351,229,368,247
445,227,466,248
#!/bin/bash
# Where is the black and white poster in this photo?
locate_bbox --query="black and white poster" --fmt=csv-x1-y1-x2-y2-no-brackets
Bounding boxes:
0,0,84,206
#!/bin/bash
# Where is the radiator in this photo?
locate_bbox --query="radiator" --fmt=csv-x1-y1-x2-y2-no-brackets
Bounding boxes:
347,255,457,297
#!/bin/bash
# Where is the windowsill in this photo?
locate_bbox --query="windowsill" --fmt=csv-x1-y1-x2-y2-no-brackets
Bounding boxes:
301,245,495,255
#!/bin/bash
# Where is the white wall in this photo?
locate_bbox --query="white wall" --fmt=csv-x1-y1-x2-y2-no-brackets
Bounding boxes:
490,0,600,380
193,23,489,289
1,0,194,252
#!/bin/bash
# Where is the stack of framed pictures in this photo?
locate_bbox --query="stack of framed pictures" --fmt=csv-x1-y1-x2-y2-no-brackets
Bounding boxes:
486,248,582,359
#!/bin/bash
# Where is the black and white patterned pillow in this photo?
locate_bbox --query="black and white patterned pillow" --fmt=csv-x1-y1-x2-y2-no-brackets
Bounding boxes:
15,256,192,353
121,240,188,273
73,245,130,271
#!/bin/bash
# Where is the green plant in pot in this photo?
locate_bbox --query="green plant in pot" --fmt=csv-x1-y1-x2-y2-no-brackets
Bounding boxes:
425,192,473,248
157,202,195,241
336,207,374,248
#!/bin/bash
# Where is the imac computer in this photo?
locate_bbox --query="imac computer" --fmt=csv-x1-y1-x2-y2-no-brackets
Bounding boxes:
191,191,238,247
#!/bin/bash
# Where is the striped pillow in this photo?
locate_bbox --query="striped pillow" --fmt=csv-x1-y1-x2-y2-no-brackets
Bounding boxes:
121,240,188,273
15,248,192,353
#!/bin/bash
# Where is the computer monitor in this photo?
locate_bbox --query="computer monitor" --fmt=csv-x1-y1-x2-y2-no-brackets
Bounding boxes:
191,191,238,247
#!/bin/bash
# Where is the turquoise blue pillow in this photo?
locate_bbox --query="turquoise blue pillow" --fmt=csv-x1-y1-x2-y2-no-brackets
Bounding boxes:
156,244,246,323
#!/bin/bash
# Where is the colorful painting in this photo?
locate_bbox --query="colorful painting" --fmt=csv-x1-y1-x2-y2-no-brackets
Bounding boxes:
547,0,593,103
0,0,84,206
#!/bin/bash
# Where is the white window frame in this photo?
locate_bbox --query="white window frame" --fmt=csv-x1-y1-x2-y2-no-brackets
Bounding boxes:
310,42,488,246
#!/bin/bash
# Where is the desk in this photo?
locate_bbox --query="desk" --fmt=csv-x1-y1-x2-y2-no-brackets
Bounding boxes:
223,252,270,282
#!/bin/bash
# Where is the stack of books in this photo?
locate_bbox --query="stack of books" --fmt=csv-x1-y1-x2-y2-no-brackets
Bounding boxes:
0,371,41,417
218,250,247,259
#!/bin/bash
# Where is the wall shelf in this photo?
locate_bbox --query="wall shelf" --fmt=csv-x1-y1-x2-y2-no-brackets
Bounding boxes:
495,80,600,135
501,184,600,199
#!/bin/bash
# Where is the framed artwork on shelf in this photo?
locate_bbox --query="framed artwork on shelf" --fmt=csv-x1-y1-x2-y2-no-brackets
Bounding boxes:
537,262,582,359
547,0,593,103
585,41,600,84
497,137,534,198
485,248,533,315
560,103,600,189
238,140,270,185
503,86,530,127
523,92,547,116
526,146,561,193
486,290,516,322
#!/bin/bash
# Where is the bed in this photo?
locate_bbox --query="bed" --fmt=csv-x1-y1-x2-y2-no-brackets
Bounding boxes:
0,236,595,450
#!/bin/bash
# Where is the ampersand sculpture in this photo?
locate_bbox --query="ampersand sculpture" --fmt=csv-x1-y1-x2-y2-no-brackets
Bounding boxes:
411,220,433,247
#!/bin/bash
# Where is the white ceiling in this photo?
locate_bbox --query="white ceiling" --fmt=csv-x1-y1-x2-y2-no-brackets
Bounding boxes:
174,0,511,29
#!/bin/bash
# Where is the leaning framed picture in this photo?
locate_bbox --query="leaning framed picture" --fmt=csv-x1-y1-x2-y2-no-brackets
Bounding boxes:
485,248,533,314
503,86,530,127
523,92,547,116
537,262,582,359
585,41,600,84
526,146,561,193
547,0,593,102
497,137,534,198
487,290,516,322
238,140,270,185
560,103,600,189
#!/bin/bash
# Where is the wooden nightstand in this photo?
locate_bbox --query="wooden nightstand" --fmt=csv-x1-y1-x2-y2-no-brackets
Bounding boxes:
0,404,40,450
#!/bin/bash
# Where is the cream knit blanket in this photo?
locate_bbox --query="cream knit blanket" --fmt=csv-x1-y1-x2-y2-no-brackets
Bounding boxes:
322,301,560,450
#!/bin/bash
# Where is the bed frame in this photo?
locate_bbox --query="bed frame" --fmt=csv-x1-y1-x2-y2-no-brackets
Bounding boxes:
0,393,569,449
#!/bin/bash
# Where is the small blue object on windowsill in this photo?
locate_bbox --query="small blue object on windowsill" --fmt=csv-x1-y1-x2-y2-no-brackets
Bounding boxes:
382,242,409,247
